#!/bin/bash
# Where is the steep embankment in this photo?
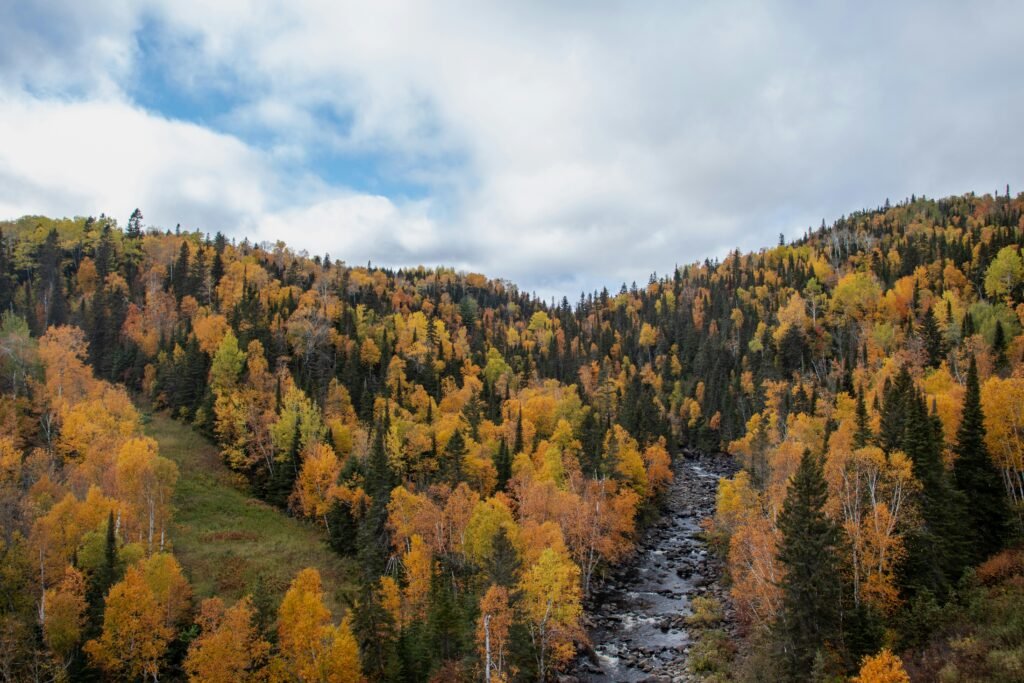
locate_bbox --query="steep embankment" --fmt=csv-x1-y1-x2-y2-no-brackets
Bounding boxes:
574,451,738,682
143,411,356,613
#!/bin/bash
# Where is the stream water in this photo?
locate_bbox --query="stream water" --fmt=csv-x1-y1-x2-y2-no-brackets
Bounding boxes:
570,451,737,682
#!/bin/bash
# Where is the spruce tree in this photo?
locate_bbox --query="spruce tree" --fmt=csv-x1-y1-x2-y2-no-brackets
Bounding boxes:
494,438,511,492
88,511,119,627
776,449,842,677
953,355,1009,564
126,208,143,239
992,321,1008,373
444,429,467,485
35,228,68,331
853,385,873,449
920,307,945,368
513,408,523,455
961,311,975,339
353,418,401,681
267,420,301,508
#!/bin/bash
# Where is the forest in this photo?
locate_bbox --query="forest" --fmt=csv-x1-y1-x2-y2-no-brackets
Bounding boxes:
1,191,1023,682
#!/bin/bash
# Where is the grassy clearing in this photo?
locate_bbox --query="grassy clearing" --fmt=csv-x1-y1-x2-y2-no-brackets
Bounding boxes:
142,411,357,614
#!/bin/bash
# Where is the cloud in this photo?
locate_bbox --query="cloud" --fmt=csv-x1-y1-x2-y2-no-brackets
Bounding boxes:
0,95,269,231
2,1,1023,298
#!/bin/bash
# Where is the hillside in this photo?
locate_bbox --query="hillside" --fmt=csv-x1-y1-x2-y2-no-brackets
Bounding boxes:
144,410,356,614
0,191,1022,681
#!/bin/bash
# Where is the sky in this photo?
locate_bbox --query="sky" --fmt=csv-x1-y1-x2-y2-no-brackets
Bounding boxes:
1,1,1022,299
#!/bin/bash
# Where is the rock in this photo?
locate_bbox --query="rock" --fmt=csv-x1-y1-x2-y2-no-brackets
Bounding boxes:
570,455,739,680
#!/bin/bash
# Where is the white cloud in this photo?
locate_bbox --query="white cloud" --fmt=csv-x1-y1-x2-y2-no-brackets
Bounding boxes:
0,95,268,231
2,1,1023,298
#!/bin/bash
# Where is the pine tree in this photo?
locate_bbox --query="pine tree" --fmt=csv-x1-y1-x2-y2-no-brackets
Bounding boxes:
992,321,1008,373
444,429,467,485
353,419,401,680
267,420,301,508
853,385,873,449
35,228,68,331
513,408,523,456
88,511,120,626
427,568,462,664
486,526,520,589
953,355,1010,564
359,417,395,580
961,311,975,339
126,208,143,239
895,381,966,594
0,229,11,313
776,449,842,677
919,307,945,368
494,438,511,492
172,241,190,301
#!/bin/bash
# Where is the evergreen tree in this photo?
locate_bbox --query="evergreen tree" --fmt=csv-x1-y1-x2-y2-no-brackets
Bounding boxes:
172,241,190,301
776,449,842,677
992,320,1008,373
919,307,945,368
126,208,143,239
893,378,966,594
353,419,401,680
267,420,301,508
0,229,11,313
249,572,276,637
326,485,360,557
359,417,395,580
853,385,873,449
443,429,466,485
778,324,807,374
578,409,604,477
486,526,520,589
88,511,120,626
961,311,975,339
513,407,523,456
35,227,68,331
427,567,463,665
953,355,1010,564
494,438,511,492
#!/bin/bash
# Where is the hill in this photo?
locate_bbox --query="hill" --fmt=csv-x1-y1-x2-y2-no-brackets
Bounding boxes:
0,191,1022,680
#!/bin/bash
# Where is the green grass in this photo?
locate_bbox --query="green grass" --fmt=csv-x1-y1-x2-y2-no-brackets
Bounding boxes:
142,411,357,615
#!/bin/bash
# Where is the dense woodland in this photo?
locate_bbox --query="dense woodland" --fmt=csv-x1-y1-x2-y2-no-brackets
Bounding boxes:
1,191,1024,681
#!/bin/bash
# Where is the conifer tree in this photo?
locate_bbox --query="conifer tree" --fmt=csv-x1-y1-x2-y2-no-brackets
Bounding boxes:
992,321,1008,372
513,407,523,456
776,449,842,677
444,429,466,485
919,307,944,368
87,511,120,627
125,208,143,239
953,355,1010,564
494,438,511,492
854,385,873,449
888,373,966,593
35,228,68,331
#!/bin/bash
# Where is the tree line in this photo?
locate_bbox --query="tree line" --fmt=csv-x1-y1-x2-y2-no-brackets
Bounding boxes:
0,189,1022,680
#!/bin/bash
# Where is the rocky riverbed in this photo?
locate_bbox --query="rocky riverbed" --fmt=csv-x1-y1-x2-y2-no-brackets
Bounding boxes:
568,450,738,682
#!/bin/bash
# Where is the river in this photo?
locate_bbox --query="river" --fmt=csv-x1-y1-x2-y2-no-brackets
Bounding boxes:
570,451,738,682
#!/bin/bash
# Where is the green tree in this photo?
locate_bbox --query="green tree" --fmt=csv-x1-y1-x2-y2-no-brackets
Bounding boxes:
984,245,1024,302
209,328,246,394
776,449,842,677
953,356,1010,564
992,321,1008,373
494,438,511,492
854,385,873,449
919,307,945,368
126,208,143,239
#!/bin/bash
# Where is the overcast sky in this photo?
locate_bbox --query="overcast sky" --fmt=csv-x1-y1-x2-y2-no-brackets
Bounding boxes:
1,2,1022,299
